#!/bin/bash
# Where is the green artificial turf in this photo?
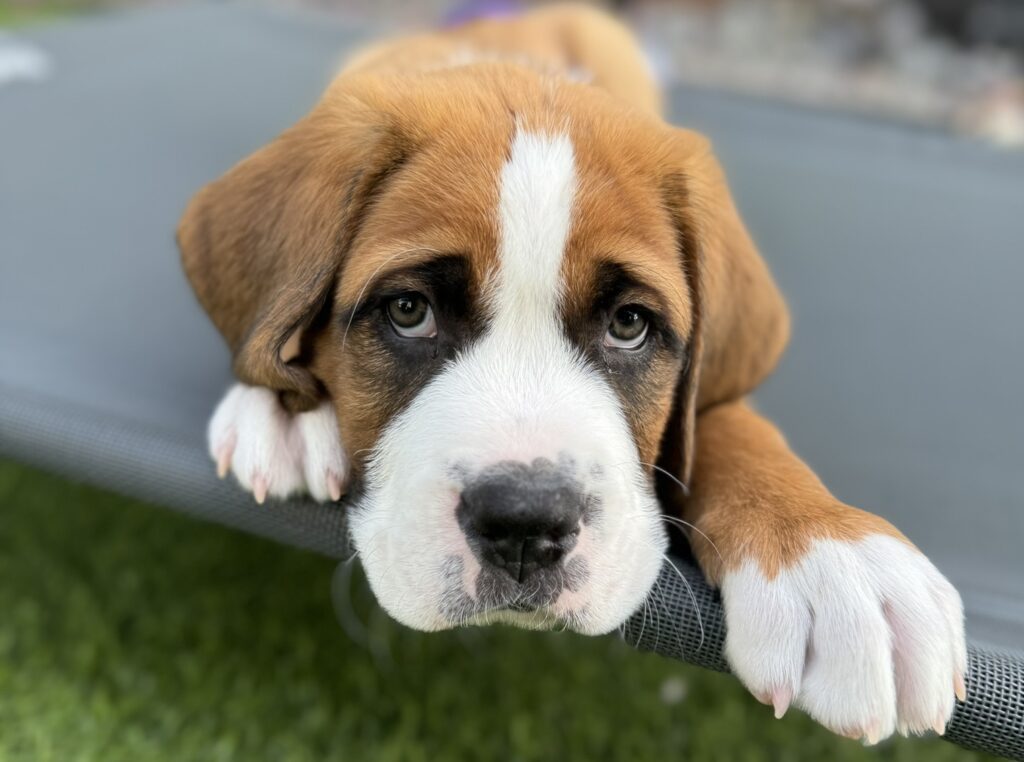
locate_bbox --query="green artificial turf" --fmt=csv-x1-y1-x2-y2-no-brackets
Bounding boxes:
0,460,995,762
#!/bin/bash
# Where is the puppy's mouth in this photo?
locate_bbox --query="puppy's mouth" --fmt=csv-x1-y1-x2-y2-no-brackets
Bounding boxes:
461,603,571,632
437,552,589,629
503,601,537,613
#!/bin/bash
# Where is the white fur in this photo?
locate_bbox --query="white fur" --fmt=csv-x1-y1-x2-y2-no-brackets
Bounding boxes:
208,383,347,503
350,129,667,634
722,535,966,743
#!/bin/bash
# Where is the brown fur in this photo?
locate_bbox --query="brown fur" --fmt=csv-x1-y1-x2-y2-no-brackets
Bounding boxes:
178,3,908,581
685,401,909,584
346,4,662,115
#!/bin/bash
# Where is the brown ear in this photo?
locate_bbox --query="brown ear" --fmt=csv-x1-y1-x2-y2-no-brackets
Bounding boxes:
659,130,791,488
177,92,406,411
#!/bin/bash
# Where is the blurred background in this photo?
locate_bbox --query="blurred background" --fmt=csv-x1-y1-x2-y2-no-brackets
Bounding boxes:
1,1,1020,761
340,0,1024,148
5,0,1024,145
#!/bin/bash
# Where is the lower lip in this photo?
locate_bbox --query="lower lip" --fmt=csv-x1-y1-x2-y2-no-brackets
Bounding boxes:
504,602,538,613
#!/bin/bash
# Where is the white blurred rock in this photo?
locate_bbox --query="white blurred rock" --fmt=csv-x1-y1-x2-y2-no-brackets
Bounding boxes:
0,35,52,86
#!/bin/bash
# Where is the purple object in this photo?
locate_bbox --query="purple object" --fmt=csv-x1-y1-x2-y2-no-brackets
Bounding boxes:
443,0,523,28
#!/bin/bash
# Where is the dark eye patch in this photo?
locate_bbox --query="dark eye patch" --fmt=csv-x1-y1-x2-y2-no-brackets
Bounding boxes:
569,261,680,355
562,259,688,447
339,255,480,340
339,252,485,371
330,253,486,444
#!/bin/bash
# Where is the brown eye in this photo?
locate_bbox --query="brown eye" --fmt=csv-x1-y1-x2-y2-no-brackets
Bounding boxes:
386,293,436,338
604,306,648,349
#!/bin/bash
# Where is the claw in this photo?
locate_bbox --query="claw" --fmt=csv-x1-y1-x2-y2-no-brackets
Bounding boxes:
327,471,343,502
934,716,948,736
215,446,232,479
253,475,268,505
771,687,791,720
864,721,882,746
954,672,967,703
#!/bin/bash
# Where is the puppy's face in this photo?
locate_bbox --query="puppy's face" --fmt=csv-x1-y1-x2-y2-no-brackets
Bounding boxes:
180,67,781,635
321,117,690,633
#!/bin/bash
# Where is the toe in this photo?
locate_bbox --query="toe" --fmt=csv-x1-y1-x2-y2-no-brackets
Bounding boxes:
226,386,304,501
797,588,898,741
252,474,269,505
207,384,244,466
864,537,962,735
722,560,810,711
885,587,957,735
295,401,348,503
214,440,234,479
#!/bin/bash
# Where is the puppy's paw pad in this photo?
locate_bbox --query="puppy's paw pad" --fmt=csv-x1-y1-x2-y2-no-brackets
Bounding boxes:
722,535,966,743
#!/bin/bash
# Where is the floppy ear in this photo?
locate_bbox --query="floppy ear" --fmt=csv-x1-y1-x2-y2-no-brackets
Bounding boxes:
658,131,791,489
177,94,406,412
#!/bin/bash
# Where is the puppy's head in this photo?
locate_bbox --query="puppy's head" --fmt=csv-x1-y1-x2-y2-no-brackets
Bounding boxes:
178,66,788,634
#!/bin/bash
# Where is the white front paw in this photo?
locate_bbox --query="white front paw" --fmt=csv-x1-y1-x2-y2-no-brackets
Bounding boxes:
722,535,966,744
207,383,348,504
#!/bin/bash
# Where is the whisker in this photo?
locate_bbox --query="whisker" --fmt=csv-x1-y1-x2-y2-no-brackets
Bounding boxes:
636,461,691,499
607,459,724,566
648,576,666,655
558,611,571,633
331,555,370,646
657,515,724,565
347,523,393,568
661,551,706,651
635,592,650,647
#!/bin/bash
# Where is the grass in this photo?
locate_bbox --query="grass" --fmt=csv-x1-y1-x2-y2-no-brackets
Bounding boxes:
0,0,120,28
0,2,67,27
0,460,999,761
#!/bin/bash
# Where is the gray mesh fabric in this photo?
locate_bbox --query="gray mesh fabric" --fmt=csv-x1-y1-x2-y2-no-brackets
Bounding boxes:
949,648,1024,760
622,559,730,674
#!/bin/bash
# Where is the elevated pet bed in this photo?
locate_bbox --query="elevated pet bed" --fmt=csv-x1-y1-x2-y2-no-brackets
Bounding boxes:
1,4,1021,758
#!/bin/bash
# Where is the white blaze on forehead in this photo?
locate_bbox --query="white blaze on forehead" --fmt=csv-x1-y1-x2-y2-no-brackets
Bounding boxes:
493,130,576,331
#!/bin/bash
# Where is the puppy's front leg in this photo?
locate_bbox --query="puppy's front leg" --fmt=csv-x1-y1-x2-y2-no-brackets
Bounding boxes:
207,383,348,504
683,401,966,743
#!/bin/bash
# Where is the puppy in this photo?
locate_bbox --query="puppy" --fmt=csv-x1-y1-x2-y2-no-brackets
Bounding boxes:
178,4,966,743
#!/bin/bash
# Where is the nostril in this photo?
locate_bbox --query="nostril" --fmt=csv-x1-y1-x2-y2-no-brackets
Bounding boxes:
478,527,503,543
549,518,581,541
457,459,587,584
485,535,571,583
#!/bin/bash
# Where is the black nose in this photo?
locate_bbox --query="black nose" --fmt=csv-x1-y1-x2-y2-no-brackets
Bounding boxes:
457,459,585,583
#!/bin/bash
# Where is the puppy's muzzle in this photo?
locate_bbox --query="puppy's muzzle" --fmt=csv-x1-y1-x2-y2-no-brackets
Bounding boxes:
457,459,585,585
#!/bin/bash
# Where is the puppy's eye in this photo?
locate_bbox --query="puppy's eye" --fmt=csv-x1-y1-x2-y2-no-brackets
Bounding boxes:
386,293,437,338
604,306,648,349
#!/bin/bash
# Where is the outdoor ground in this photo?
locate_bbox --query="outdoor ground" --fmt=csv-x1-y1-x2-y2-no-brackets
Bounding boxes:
0,460,996,761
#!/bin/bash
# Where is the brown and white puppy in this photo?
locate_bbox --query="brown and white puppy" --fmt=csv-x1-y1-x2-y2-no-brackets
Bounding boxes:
178,4,966,744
